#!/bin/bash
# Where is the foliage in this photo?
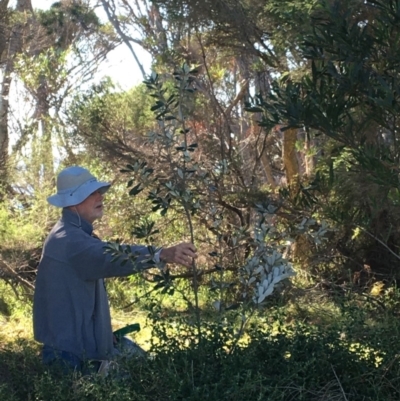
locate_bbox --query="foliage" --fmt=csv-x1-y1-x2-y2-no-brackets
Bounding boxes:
245,0,400,281
104,65,355,353
4,1,400,398
2,298,400,400
69,80,155,162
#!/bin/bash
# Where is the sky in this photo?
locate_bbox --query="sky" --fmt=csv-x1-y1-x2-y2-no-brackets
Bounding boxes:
30,0,152,90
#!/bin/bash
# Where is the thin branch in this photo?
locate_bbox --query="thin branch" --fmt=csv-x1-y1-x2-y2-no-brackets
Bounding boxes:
225,78,249,116
356,224,400,261
100,0,147,78
331,364,349,401
0,257,35,291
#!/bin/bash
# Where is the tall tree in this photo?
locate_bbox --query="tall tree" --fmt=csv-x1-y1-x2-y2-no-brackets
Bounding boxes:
8,0,119,197
0,0,33,192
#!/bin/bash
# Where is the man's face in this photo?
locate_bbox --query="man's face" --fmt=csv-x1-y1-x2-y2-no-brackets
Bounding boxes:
74,190,104,224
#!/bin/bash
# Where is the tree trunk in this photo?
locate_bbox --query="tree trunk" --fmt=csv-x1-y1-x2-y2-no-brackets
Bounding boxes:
304,131,315,177
0,1,10,63
259,147,277,189
0,0,32,190
0,71,11,187
254,70,276,188
282,127,300,191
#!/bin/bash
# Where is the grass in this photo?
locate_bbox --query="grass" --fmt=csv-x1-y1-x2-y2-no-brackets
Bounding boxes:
1,279,400,400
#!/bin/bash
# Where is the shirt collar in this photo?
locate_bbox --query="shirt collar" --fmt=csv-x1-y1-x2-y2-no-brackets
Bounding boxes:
61,208,93,235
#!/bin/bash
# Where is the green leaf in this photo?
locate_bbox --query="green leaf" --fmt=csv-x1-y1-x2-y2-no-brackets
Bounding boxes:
150,101,164,111
245,106,264,113
154,282,166,290
129,183,143,196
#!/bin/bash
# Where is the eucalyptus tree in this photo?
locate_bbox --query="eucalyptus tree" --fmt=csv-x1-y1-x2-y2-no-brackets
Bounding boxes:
0,0,119,194
0,0,121,291
4,0,121,211
0,0,33,192
13,1,119,184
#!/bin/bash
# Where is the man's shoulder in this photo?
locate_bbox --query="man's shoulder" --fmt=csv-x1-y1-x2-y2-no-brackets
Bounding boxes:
46,219,87,243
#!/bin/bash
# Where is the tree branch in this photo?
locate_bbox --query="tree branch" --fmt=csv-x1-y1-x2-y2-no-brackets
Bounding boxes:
101,0,147,79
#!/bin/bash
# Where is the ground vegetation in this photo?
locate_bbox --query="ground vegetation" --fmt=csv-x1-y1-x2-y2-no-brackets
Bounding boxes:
0,0,400,399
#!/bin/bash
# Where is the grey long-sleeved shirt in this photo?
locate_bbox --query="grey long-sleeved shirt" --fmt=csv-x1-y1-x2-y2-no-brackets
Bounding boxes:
33,208,153,360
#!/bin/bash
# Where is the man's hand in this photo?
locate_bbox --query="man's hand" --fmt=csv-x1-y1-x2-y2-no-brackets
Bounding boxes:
160,243,197,267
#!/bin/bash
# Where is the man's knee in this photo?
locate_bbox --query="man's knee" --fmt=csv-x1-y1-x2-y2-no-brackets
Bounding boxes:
42,345,82,373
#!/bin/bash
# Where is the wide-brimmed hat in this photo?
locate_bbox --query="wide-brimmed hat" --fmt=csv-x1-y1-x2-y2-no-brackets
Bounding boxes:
47,166,111,208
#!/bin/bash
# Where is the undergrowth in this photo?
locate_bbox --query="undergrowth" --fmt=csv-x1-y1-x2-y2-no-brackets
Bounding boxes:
1,289,400,401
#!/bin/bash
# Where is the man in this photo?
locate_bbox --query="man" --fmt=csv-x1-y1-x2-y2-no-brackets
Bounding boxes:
33,166,196,373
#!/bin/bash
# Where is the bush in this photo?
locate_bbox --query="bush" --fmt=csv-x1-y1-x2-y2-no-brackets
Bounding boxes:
2,302,400,401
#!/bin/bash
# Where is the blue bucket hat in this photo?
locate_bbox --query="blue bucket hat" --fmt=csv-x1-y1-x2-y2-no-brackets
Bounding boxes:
47,166,111,208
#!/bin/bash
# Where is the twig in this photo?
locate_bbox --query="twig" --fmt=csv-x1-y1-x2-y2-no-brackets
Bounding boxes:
100,0,146,78
121,287,157,310
331,364,349,401
0,258,35,291
356,224,400,261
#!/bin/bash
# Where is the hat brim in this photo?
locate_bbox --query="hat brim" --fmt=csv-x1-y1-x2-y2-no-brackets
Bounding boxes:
47,181,111,208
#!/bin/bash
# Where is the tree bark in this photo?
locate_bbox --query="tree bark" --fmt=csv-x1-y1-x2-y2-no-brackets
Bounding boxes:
304,132,315,177
259,146,277,189
0,0,10,63
282,127,300,191
0,71,11,187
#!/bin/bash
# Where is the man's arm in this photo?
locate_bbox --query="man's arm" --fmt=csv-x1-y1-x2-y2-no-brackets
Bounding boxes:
68,234,197,281
68,236,155,281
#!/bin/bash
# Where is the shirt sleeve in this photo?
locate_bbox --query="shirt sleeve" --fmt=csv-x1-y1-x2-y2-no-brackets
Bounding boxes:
67,233,157,281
